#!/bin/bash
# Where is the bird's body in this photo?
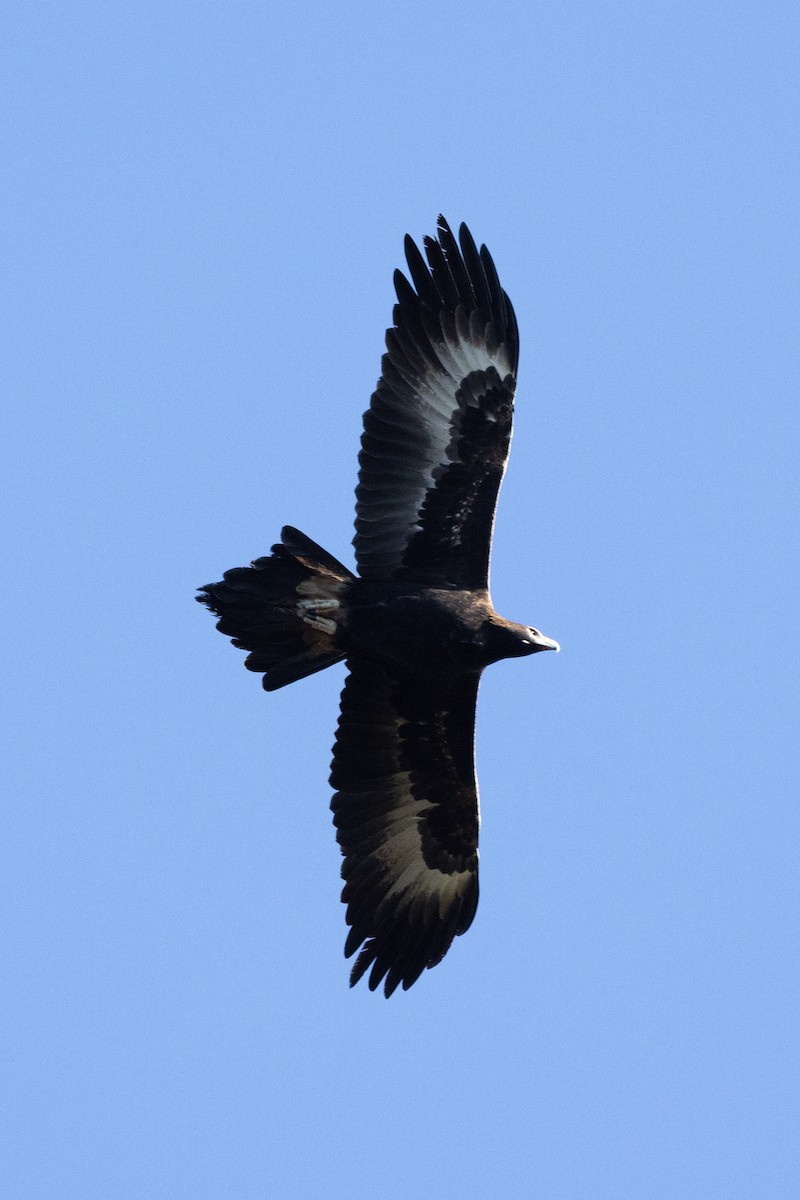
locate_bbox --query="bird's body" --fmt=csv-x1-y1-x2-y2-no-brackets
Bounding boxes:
339,582,539,673
199,217,558,995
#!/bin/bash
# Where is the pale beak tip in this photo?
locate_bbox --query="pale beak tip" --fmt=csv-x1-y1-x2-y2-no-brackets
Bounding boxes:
531,632,560,653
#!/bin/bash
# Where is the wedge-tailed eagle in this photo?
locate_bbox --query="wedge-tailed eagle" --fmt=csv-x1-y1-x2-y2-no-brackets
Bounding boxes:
198,217,559,995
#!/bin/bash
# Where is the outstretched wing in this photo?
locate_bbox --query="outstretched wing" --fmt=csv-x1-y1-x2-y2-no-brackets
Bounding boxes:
330,658,480,996
355,216,519,590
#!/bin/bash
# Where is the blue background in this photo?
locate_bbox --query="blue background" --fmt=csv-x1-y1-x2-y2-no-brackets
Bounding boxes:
4,3,798,1196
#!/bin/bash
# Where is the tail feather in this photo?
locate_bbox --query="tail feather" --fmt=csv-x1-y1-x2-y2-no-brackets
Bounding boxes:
198,526,354,691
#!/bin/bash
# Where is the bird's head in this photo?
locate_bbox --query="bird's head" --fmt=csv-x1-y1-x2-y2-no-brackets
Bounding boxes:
482,616,560,663
520,626,561,655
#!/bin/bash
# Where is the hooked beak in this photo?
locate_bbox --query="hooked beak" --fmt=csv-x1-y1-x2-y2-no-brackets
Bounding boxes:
529,630,560,653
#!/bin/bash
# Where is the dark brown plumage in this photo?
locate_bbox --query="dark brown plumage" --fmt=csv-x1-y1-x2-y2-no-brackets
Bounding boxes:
198,217,558,995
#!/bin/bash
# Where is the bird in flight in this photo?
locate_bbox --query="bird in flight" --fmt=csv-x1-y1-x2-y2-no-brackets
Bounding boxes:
198,216,559,996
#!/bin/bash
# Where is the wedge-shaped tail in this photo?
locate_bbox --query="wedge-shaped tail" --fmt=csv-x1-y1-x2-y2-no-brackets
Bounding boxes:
197,526,354,690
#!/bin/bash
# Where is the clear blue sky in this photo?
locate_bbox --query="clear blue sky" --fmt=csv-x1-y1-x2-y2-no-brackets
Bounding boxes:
4,3,798,1197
